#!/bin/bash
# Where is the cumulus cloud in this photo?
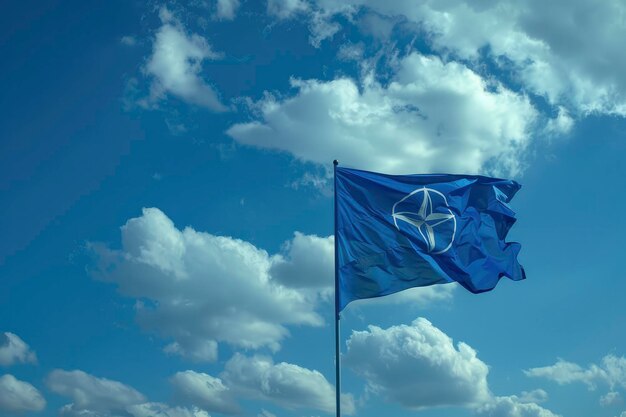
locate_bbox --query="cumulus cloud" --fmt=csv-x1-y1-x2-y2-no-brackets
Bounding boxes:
344,318,491,409
91,208,328,362
280,0,626,117
222,353,355,414
228,53,537,177
171,370,239,414
0,374,46,413
476,395,561,417
171,356,354,416
46,370,208,417
0,332,37,366
142,8,226,111
47,369,146,414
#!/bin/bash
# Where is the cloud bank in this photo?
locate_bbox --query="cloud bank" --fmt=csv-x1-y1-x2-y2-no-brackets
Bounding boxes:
228,53,537,176
271,0,626,117
91,208,326,362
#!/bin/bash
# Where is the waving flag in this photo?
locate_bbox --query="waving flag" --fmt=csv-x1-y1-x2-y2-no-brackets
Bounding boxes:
335,166,525,311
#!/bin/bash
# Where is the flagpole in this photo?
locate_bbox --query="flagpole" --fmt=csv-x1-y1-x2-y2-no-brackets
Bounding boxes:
333,159,341,417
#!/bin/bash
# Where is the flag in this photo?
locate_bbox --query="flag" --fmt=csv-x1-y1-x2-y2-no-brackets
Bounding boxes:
335,166,525,311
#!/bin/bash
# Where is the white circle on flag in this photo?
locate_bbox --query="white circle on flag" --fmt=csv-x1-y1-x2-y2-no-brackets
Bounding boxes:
391,187,457,254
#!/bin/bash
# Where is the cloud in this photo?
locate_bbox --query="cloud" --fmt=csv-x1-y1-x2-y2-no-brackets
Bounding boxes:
120,36,137,46
476,395,561,417
601,391,622,407
344,318,491,409
171,355,356,415
0,374,46,413
544,107,574,137
526,355,626,405
518,389,548,404
47,369,146,414
91,208,327,362
215,0,240,20
284,0,626,117
46,369,209,417
525,358,606,388
221,353,355,414
126,402,210,417
171,370,240,414
0,332,37,366
227,53,537,177
525,355,626,391
269,232,334,291
267,0,309,20
142,8,226,111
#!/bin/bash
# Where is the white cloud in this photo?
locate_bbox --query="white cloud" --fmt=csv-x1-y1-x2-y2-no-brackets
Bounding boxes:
290,0,626,117
171,370,239,414
525,355,626,391
0,332,37,366
525,358,606,388
307,11,342,48
215,0,240,20
526,355,626,406
257,410,276,417
344,318,491,409
143,8,226,111
476,395,561,417
126,402,210,417
267,0,310,20
91,208,326,362
47,370,146,414
269,232,334,291
604,355,626,390
518,389,548,404
0,374,46,413
601,391,622,407
544,107,574,137
337,43,364,62
222,353,355,414
228,53,537,177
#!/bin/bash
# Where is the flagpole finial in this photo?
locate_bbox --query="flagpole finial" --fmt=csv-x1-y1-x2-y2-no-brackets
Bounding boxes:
333,160,339,166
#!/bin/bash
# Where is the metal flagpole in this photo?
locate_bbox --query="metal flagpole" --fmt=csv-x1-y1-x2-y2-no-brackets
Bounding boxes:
333,159,341,417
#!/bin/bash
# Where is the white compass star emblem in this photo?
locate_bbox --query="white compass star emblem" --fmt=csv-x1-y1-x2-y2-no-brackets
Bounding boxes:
391,187,457,254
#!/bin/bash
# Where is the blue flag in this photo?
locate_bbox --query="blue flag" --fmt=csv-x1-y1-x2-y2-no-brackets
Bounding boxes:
335,166,525,311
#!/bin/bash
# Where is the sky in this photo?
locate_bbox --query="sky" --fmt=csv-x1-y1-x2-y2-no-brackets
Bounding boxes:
1,1,626,416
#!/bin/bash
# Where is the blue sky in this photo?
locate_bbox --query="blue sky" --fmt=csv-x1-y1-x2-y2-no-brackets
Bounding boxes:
2,1,626,416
